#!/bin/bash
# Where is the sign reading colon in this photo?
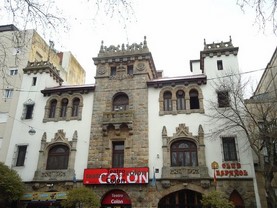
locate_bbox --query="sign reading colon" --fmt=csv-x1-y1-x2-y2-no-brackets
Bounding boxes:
83,167,149,185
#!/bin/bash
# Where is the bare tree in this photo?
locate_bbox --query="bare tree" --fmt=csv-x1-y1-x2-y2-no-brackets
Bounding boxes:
237,0,277,34
207,72,277,208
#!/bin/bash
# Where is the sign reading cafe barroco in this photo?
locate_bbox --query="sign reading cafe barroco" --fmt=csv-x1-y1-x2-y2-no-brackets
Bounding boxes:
83,167,149,185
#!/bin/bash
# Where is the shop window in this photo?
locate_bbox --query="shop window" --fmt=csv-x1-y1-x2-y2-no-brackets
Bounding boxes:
72,98,80,117
163,91,172,111
217,91,230,107
46,145,69,170
189,89,199,109
15,145,27,166
176,90,185,110
60,98,68,117
171,140,198,167
222,137,238,161
112,141,124,168
49,99,57,118
113,93,129,111
217,60,223,70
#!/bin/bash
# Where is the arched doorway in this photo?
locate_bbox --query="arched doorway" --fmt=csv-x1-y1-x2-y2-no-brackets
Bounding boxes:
229,190,245,208
101,189,132,208
158,189,202,208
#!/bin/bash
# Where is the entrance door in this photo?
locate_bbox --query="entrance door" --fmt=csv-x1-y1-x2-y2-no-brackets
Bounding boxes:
101,189,132,208
158,189,202,208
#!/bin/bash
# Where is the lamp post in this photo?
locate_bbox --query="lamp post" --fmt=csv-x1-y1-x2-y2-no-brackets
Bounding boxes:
211,161,219,190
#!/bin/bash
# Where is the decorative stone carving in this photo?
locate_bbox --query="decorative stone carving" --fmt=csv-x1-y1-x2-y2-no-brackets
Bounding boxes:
200,180,210,189
136,62,145,71
98,65,106,75
161,180,171,188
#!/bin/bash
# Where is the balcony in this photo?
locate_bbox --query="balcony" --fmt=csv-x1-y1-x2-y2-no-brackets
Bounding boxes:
102,110,134,124
102,110,134,136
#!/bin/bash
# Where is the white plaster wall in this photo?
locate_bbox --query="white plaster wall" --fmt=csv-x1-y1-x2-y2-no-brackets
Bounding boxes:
5,71,93,181
148,53,254,181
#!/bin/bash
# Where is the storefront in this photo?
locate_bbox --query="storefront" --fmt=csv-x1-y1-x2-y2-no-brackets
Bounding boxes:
19,191,67,208
83,167,149,208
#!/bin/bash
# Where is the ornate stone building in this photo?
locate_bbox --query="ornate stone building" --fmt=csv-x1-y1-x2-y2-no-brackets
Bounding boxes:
85,37,258,208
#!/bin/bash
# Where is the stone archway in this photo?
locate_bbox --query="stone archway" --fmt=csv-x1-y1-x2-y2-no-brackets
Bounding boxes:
158,189,202,208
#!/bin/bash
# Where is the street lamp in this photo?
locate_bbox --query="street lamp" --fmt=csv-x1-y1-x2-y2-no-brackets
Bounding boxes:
28,127,36,135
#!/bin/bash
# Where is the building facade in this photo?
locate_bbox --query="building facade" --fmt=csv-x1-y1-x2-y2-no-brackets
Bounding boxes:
0,24,86,164
2,35,260,207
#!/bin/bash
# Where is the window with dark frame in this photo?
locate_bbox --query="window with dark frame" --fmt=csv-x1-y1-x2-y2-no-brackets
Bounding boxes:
4,89,13,98
113,93,129,111
176,90,185,110
46,145,69,170
127,65,133,75
49,99,57,118
16,145,27,166
9,68,18,75
32,77,37,86
222,137,238,161
112,141,124,168
171,140,198,167
25,104,34,119
72,98,80,117
60,98,68,117
189,89,199,109
217,60,223,70
163,91,172,111
110,66,117,76
217,91,230,107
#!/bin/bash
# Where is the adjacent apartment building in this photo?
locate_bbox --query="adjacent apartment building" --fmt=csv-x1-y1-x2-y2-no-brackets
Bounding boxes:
2,31,260,207
0,24,86,165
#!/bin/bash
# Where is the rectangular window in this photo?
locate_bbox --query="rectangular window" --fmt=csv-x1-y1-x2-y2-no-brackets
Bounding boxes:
222,137,237,161
16,145,27,166
127,65,133,75
111,66,116,76
9,68,18,75
4,89,13,98
32,77,37,86
217,91,230,107
25,104,34,119
0,112,8,123
217,60,223,70
112,141,124,168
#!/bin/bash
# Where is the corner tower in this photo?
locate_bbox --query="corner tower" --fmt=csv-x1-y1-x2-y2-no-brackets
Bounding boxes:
88,37,157,168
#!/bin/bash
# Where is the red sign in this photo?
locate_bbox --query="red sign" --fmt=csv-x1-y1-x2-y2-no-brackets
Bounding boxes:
83,167,149,185
102,190,131,205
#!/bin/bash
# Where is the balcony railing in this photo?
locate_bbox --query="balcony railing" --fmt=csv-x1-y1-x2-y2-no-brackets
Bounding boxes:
102,110,134,124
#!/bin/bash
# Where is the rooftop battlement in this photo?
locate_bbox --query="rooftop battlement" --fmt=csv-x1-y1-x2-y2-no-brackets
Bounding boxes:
97,36,149,57
203,36,234,51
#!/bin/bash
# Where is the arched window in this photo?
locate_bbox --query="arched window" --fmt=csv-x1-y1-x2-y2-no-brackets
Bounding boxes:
46,145,69,170
49,99,57,118
229,190,245,208
72,97,80,117
189,89,199,109
163,91,172,111
60,98,68,117
171,140,198,167
176,90,185,110
113,93,129,111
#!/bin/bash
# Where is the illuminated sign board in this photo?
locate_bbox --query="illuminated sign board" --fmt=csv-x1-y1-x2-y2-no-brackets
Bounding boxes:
83,167,149,185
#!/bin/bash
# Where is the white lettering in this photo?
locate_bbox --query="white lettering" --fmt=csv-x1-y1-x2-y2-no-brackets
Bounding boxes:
99,173,107,184
111,199,123,204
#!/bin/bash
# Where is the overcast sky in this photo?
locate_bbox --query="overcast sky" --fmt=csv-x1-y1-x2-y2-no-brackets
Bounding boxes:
1,0,276,89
